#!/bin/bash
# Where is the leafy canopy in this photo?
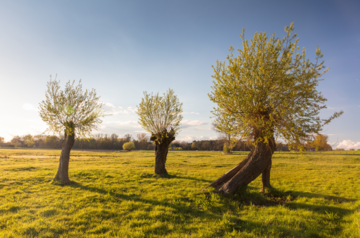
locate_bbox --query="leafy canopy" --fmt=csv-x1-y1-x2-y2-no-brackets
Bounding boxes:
311,134,332,151
39,75,105,138
123,141,135,151
136,89,183,137
209,23,343,144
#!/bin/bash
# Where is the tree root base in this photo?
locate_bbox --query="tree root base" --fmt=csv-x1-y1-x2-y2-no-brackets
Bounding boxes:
154,173,168,178
51,179,72,185
210,186,293,207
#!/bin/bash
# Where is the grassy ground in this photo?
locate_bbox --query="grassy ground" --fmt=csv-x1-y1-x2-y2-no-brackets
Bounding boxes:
0,149,359,238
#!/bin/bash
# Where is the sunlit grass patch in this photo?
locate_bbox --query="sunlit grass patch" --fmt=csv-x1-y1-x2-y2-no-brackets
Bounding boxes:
0,149,359,237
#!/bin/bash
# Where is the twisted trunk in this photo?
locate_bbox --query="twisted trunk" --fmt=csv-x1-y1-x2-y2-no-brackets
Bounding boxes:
209,136,276,195
151,130,175,177
54,130,75,184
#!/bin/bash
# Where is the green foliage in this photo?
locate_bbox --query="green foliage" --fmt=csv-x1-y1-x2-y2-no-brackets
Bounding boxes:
10,136,23,147
39,75,106,138
312,134,332,151
136,88,183,142
0,149,359,237
209,23,343,144
23,134,34,148
223,144,230,153
191,142,198,150
123,141,135,151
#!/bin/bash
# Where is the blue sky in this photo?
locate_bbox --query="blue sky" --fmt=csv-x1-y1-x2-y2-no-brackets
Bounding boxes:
0,0,359,149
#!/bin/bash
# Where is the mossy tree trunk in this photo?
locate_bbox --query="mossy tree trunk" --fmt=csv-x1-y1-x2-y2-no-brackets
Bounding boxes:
209,136,276,195
150,129,175,177
54,128,75,185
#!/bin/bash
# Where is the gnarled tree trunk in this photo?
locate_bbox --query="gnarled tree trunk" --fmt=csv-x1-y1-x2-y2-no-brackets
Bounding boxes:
54,130,75,184
150,129,175,177
209,136,276,195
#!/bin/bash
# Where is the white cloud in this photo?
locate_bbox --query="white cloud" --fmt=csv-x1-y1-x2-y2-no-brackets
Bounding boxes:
183,112,200,115
22,103,38,111
177,135,218,142
0,122,47,142
103,102,136,115
134,130,148,134
104,120,141,128
92,119,142,137
104,102,116,108
336,140,360,150
187,127,212,131
176,135,212,142
181,120,208,129
102,119,209,131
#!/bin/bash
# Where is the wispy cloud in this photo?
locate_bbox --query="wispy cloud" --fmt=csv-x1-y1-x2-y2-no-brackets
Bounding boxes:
92,119,142,137
176,135,218,142
0,122,47,142
22,103,38,111
103,102,136,115
177,135,208,142
181,120,208,129
193,127,212,131
104,120,141,128
183,112,200,115
134,130,149,134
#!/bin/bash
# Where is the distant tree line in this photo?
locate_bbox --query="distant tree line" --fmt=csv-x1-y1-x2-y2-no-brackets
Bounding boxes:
2,133,253,151
1,133,151,150
1,133,339,152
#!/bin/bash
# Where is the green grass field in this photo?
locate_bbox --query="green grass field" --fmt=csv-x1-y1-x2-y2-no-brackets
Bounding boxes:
0,149,359,237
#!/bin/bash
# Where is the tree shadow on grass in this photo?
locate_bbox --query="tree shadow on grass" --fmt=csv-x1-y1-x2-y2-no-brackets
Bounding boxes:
141,217,304,238
227,187,355,236
211,186,294,207
284,190,358,219
65,181,220,220
218,186,358,213
50,182,352,237
76,178,311,237
165,174,212,183
137,171,212,183
288,191,357,203
285,202,352,217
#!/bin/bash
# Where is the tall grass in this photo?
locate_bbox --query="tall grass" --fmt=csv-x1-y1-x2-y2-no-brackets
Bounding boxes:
0,149,359,237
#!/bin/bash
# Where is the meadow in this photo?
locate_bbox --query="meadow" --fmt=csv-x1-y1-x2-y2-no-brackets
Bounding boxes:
0,149,359,238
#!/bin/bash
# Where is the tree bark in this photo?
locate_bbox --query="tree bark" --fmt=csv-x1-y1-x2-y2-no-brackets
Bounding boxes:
151,129,175,177
261,159,272,192
54,130,75,184
207,150,253,189
209,136,276,195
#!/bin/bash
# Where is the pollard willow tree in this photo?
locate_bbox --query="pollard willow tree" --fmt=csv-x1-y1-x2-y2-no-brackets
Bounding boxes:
39,76,105,184
136,89,183,176
208,23,343,195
